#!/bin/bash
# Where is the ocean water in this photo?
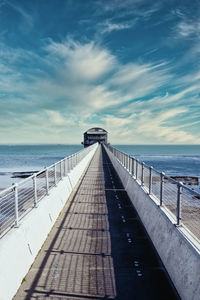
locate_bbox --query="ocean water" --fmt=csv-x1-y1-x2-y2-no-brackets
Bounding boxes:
0,144,200,190
0,145,82,189
114,145,200,178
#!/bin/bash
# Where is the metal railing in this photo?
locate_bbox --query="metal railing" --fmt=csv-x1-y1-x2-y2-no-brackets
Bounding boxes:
0,143,97,237
105,144,200,241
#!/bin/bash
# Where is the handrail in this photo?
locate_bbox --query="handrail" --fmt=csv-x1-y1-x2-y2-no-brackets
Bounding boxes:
0,143,97,237
105,144,200,241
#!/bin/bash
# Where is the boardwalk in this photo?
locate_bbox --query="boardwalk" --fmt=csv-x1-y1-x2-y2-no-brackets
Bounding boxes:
14,146,179,300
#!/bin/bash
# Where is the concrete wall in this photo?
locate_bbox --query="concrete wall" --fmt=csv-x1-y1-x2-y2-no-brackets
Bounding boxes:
105,146,200,300
0,144,98,300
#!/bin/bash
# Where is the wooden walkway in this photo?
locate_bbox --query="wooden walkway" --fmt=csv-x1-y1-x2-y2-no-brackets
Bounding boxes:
14,145,179,299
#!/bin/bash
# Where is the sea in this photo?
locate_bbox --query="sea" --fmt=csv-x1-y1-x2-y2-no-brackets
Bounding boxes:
114,145,200,192
0,144,200,192
0,145,82,189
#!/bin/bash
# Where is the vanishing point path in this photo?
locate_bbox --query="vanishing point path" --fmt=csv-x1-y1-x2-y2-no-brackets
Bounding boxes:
14,145,180,300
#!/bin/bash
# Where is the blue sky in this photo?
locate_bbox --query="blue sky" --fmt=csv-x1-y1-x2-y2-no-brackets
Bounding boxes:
0,0,200,144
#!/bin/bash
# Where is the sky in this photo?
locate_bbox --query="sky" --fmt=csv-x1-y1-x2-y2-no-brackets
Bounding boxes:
0,0,200,144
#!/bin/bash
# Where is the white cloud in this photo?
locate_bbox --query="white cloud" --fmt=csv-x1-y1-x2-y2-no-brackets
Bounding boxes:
99,21,133,34
40,40,172,113
96,1,161,36
45,40,116,82
176,21,200,38
107,62,172,102
102,108,189,144
104,106,200,144
0,37,199,144
101,115,134,143
98,0,141,12
45,110,71,127
98,0,160,18
137,118,200,144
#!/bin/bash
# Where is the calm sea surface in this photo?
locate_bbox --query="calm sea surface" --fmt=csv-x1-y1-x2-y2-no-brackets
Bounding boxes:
0,145,82,188
114,145,200,177
0,144,199,189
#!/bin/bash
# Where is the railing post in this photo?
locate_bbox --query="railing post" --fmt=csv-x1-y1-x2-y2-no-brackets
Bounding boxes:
77,153,79,164
177,182,183,226
33,174,38,207
70,156,72,170
60,161,63,180
136,160,138,179
14,183,19,227
64,159,66,176
54,163,57,186
67,157,69,173
45,169,49,195
128,156,130,171
132,158,135,177
72,155,74,169
149,166,153,194
160,172,165,206
141,162,144,186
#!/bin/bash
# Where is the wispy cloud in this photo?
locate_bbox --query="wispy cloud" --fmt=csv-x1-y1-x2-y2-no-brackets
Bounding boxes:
95,0,161,36
136,107,200,144
116,84,200,144
107,61,172,103
171,6,200,40
6,0,33,28
98,20,134,34
0,35,199,144
97,0,160,16
175,20,200,39
45,39,116,82
0,1,199,144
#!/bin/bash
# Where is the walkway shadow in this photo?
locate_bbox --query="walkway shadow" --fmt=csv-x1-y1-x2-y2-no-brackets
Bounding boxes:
101,146,180,300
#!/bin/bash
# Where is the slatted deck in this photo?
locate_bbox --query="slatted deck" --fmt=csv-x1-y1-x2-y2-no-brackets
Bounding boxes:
14,145,179,299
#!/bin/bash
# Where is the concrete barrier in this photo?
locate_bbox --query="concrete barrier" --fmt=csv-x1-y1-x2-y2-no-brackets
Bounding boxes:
105,146,200,300
0,144,98,300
